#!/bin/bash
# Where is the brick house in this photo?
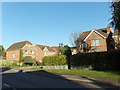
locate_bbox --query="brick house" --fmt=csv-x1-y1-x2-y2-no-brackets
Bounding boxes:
6,41,36,60
78,25,113,53
34,44,59,62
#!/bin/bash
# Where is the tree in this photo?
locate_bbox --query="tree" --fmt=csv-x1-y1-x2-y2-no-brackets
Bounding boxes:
110,0,120,48
62,45,72,69
58,43,64,53
0,45,6,59
69,31,82,53
19,49,23,63
110,0,120,30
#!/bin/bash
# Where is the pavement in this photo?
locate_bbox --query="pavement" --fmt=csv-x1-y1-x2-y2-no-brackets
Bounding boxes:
1,67,120,89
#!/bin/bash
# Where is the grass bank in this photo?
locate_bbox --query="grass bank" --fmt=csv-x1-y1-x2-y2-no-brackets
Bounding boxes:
34,68,120,79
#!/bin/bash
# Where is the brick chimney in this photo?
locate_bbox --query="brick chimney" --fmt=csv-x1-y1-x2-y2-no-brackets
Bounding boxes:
107,25,112,34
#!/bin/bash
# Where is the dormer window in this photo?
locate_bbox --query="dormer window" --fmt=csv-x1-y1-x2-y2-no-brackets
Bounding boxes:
25,50,27,53
31,50,34,54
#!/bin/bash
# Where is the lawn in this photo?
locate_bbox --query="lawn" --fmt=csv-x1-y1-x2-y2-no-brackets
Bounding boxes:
34,68,120,79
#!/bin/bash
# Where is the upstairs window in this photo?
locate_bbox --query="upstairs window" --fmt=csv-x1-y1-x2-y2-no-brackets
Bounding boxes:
44,52,47,56
13,54,15,58
91,40,99,46
25,50,27,53
31,50,34,54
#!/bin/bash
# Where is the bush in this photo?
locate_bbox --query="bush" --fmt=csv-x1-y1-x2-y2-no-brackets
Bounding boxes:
42,55,67,66
70,49,120,70
1,60,19,67
23,56,34,64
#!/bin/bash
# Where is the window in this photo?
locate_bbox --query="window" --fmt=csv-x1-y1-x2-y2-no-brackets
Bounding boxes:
80,42,85,49
44,52,47,56
13,54,15,58
31,50,34,54
25,50,27,53
91,40,99,46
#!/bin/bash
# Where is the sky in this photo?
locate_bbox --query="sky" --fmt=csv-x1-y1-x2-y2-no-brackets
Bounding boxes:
2,2,112,50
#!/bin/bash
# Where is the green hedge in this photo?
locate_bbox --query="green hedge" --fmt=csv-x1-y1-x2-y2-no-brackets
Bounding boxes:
23,56,34,64
70,50,120,70
42,55,67,66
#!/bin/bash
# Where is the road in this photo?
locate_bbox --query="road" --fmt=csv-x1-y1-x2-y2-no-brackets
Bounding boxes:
1,67,119,89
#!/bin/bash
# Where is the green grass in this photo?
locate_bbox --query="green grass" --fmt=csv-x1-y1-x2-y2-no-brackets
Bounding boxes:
34,68,120,79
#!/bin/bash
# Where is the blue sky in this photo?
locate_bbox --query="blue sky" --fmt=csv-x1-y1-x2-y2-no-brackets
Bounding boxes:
2,2,112,50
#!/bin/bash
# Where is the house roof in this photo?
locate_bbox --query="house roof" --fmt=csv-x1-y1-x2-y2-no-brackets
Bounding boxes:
36,44,56,52
6,41,32,51
113,27,119,36
78,28,109,42
52,46,61,52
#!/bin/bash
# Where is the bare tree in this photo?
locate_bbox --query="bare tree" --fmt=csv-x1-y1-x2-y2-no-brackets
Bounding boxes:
69,30,82,53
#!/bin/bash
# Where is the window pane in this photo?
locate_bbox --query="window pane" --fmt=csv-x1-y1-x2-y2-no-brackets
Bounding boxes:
96,40,99,46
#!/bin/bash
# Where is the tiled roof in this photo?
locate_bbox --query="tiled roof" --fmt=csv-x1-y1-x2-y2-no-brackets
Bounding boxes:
36,44,56,52
78,28,109,41
52,46,61,52
6,41,32,51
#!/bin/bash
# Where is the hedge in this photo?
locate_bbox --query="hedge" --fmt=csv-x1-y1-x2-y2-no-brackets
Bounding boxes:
70,49,120,70
42,55,67,66
23,56,34,64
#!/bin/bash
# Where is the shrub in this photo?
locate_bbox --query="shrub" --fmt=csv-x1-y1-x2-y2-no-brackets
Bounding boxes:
1,60,19,67
42,55,67,66
19,49,23,63
23,56,34,64
70,49,120,70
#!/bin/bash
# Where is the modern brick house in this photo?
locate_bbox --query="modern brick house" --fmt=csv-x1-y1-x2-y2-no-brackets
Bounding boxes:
34,44,59,62
78,25,113,52
6,41,36,60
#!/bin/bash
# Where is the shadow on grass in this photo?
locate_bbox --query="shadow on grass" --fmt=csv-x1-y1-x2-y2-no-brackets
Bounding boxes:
80,76,119,89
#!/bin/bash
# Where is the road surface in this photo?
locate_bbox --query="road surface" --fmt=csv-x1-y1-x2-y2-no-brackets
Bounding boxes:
1,67,119,89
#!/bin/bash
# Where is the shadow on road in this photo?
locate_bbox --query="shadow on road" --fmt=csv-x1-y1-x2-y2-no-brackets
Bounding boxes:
2,68,120,89
2,70,89,89
0,67,11,72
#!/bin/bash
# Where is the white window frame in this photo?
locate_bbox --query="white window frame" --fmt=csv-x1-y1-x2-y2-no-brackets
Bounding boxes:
31,50,34,54
13,54,15,58
25,50,28,53
44,52,47,56
91,40,99,46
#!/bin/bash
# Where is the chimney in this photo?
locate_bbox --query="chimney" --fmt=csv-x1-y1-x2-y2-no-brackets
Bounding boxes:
107,25,112,34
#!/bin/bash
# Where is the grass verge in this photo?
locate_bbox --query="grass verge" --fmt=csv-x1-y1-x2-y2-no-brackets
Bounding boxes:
34,68,120,79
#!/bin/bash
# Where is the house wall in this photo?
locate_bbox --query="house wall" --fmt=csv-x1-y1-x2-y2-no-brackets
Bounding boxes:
6,50,20,60
34,45,44,62
22,44,36,59
85,31,107,52
43,47,57,56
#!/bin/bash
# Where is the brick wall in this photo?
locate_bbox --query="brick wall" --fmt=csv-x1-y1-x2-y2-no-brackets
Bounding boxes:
85,31,107,52
6,50,20,60
34,45,44,62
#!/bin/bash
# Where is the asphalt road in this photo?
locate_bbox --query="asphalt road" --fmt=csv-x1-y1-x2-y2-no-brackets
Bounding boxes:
1,70,99,89
1,67,119,89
